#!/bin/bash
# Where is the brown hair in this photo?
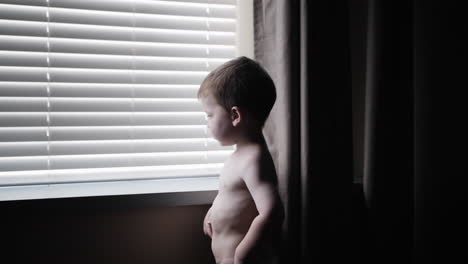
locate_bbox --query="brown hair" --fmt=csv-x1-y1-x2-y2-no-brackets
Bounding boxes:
198,56,276,125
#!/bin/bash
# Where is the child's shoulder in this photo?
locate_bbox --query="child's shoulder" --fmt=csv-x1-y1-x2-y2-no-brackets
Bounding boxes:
233,143,274,175
235,143,265,163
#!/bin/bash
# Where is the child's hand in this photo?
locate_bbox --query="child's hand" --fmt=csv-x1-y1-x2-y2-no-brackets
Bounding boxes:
203,208,213,238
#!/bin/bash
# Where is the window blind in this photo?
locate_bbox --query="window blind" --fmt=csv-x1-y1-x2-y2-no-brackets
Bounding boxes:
0,0,237,190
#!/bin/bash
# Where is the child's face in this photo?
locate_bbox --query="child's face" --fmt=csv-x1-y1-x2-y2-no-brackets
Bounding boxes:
200,94,235,146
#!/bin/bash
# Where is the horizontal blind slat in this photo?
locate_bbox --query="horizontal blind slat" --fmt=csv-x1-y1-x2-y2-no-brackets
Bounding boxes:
0,51,228,71
0,125,211,141
0,150,231,171
0,0,47,7
0,112,47,126
0,67,208,84
0,97,203,112
0,36,236,58
0,19,47,37
0,4,47,22
0,82,199,98
52,8,235,32
49,22,235,45
0,127,47,141
50,0,236,18
0,112,207,126
0,138,231,157
0,3,236,31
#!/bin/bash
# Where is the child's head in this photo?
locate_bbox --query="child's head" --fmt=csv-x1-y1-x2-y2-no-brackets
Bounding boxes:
198,56,276,125
198,56,276,145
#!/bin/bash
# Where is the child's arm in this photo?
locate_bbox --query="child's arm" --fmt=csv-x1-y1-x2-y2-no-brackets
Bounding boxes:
234,162,284,264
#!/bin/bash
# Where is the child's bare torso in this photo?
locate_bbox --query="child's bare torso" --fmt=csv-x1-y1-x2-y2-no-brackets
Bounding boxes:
210,156,259,264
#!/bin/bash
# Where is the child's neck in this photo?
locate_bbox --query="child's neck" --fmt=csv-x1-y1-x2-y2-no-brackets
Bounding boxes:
234,129,265,150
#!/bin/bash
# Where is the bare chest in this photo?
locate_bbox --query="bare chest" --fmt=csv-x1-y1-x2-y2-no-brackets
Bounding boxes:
218,162,246,192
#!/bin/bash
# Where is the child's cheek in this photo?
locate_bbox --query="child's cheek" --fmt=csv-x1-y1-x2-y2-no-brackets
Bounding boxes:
207,119,218,137
210,120,224,141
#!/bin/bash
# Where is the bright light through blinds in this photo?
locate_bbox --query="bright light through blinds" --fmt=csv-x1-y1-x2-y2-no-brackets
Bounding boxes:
0,0,237,193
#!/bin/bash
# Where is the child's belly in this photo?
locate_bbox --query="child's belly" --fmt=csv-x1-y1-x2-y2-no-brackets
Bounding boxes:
210,189,258,234
210,190,258,263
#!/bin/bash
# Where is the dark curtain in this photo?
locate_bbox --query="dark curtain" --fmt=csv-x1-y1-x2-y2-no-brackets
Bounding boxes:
365,1,467,263
255,0,466,263
363,1,413,263
413,1,466,263
254,0,353,263
254,0,468,264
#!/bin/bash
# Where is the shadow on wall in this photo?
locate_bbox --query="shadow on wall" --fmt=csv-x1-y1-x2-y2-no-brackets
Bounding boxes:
0,194,215,264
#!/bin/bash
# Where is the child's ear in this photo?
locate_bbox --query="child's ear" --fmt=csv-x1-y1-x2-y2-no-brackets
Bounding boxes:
231,106,241,126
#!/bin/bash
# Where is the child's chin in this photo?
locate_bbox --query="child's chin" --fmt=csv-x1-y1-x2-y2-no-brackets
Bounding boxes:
217,140,234,147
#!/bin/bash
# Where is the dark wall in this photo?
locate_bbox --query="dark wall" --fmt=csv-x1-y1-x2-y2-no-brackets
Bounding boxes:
0,194,215,264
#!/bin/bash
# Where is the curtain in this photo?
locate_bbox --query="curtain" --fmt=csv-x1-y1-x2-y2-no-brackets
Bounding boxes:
363,1,413,263
254,0,466,263
413,1,465,263
365,0,468,263
254,0,353,263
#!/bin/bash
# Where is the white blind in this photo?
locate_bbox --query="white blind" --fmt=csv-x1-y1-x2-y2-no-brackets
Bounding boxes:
0,0,237,189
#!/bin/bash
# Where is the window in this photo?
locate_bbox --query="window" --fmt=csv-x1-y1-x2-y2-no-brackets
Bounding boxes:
0,0,253,201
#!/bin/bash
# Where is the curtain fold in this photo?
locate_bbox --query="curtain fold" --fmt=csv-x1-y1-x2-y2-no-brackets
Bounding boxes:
254,1,353,263
363,1,413,263
254,0,302,263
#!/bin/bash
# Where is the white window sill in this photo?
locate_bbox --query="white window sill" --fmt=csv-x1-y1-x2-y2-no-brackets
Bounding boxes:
0,176,219,205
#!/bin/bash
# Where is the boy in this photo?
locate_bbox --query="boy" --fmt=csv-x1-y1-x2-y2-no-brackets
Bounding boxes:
199,56,285,264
